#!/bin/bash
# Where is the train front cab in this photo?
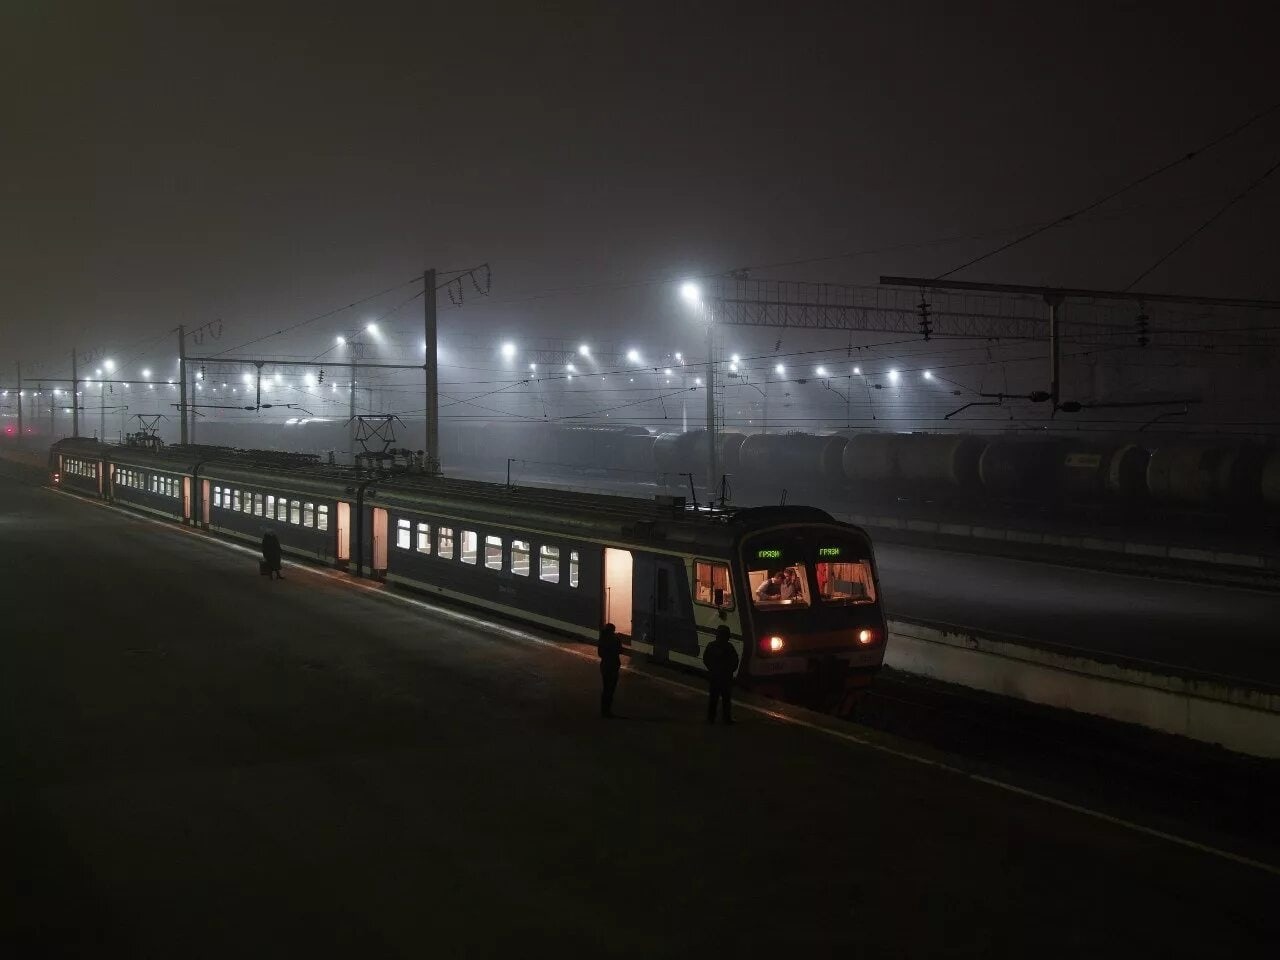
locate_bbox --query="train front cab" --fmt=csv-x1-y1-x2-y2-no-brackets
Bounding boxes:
737,524,886,712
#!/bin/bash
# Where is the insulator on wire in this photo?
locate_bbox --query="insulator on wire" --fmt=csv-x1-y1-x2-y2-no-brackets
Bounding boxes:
917,298,933,341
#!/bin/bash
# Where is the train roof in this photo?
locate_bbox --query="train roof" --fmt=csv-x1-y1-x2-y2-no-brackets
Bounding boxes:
50,437,865,551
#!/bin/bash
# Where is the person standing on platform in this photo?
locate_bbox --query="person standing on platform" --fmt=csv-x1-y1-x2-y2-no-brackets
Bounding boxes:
598,623,622,718
703,624,738,724
261,530,283,580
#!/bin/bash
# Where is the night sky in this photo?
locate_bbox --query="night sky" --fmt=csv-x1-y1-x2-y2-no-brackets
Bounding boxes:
4,2,1278,375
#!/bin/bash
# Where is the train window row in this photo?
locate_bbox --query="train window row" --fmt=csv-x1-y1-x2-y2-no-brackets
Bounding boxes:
394,518,579,586
148,475,180,499
117,467,144,490
212,486,329,531
64,457,97,479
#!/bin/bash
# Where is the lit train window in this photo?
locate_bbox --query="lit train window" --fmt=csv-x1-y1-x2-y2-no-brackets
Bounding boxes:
317,505,329,532
266,495,275,516
242,491,252,512
816,561,876,604
510,540,530,576
694,561,733,608
484,535,502,570
460,530,478,565
539,545,559,582
233,489,242,511
749,564,810,609
438,527,455,560
396,519,411,549
254,494,264,516
290,500,301,525
569,551,579,588
277,498,288,522
416,522,431,553
303,503,314,527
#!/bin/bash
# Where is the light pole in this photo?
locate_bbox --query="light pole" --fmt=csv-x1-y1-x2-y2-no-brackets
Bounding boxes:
682,282,716,495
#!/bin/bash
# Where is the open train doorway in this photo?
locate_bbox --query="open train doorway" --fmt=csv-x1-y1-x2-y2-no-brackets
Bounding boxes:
603,548,634,637
336,502,351,564
372,507,388,575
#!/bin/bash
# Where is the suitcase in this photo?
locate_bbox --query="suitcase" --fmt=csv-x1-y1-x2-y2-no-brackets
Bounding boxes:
259,560,271,576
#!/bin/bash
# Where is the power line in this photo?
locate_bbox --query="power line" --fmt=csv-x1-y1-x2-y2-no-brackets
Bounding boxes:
934,100,1280,281
205,276,423,359
1124,153,1280,290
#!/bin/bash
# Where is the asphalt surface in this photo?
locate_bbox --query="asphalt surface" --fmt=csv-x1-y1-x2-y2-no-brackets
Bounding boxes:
3,468,1279,957
875,543,1280,683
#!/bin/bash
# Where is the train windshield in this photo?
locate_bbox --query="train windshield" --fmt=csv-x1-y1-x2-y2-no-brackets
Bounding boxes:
745,534,876,610
750,564,811,608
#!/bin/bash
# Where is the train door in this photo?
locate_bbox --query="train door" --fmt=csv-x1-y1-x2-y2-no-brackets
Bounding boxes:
108,463,115,501
603,547,634,637
371,507,388,576
182,477,191,522
336,502,351,564
201,479,210,526
97,461,104,497
633,554,698,662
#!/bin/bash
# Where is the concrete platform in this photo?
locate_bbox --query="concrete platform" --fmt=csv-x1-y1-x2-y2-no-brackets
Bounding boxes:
2,466,1279,957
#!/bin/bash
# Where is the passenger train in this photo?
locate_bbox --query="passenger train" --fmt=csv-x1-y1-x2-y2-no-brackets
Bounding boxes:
50,437,888,710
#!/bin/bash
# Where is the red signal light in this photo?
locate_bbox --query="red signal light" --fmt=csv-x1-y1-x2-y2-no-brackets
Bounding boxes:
857,628,877,646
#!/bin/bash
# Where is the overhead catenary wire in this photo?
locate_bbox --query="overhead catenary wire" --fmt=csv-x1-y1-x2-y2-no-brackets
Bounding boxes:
933,100,1280,281
1124,153,1280,291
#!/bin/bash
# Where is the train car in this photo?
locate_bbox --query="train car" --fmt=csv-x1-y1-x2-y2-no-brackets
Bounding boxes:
365,479,887,706
48,437,888,709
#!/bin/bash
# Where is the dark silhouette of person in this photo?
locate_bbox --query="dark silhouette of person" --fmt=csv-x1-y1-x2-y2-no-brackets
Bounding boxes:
598,623,622,718
261,530,283,580
703,624,739,724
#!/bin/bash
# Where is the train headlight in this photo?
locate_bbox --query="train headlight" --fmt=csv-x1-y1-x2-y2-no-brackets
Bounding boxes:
760,635,785,654
52,472,60,484
857,628,876,645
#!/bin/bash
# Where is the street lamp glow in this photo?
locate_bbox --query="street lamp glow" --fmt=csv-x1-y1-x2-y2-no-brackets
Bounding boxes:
242,372,253,384
529,362,537,371
95,368,102,377
366,322,378,334
680,281,701,304
304,373,316,386
663,368,673,376
142,369,151,378
500,342,516,360
694,377,703,386
626,349,641,364
853,366,862,375
775,364,785,375
888,369,900,383
335,335,346,346
923,370,934,380
730,354,740,364
104,359,115,372
578,344,590,357
566,363,576,373
815,366,828,377
674,351,682,361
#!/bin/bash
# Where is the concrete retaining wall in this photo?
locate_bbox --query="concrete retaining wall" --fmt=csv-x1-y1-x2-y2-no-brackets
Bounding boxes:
852,512,1276,572
885,619,1280,759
